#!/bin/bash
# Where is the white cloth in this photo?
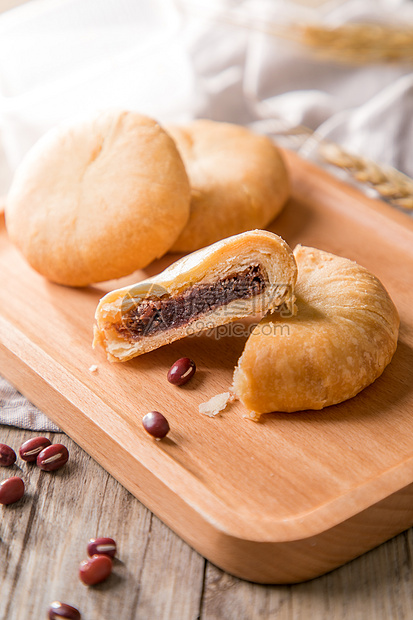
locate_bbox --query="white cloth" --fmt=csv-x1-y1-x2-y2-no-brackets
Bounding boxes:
0,0,412,429
0,376,60,430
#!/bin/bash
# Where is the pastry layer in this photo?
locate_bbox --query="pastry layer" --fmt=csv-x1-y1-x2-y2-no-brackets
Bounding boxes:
233,245,400,417
94,230,297,361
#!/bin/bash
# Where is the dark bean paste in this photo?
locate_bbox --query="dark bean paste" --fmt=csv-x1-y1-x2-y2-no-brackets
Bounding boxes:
117,264,266,340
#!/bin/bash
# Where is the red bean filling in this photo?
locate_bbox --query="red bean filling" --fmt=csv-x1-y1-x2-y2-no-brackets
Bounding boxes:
117,264,266,340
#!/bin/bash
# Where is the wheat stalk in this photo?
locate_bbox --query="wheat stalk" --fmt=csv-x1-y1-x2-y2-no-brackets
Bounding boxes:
291,23,413,64
319,142,413,210
178,2,413,65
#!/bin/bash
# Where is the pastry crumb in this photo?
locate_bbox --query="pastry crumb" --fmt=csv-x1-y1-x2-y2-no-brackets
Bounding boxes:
242,410,261,422
199,392,233,417
227,391,237,404
89,364,99,373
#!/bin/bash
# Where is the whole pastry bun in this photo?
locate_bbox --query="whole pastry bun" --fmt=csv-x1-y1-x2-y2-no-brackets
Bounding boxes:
166,120,290,252
5,110,191,286
233,245,400,417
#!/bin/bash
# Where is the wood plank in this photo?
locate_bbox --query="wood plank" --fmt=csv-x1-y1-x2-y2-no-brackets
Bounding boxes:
201,533,413,620
0,426,48,620
1,151,413,582
0,426,204,620
135,518,205,619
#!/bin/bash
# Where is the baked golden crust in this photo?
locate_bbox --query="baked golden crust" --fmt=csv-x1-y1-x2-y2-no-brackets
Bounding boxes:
233,245,400,417
94,230,297,361
166,120,290,252
5,110,190,286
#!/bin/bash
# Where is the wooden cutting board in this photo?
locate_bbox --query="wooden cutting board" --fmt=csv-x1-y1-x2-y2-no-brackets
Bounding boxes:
1,150,413,584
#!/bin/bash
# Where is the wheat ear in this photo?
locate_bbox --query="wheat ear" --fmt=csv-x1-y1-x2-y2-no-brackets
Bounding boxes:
293,23,413,64
319,142,413,210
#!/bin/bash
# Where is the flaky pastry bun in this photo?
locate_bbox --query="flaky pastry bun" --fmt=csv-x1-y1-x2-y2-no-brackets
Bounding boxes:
5,110,190,286
93,230,297,361
233,245,400,417
166,120,290,252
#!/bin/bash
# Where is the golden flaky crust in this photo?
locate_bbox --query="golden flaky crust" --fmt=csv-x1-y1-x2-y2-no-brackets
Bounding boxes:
94,230,297,361
5,110,190,286
166,120,290,252
233,245,400,417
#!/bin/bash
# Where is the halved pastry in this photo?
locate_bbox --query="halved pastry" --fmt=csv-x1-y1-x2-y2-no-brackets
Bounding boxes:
233,245,400,417
93,230,297,361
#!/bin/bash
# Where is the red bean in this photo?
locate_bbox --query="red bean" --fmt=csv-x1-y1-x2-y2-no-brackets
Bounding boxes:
0,476,24,505
79,554,112,586
48,601,81,619
37,444,69,471
0,443,16,467
167,357,196,386
87,537,117,558
19,436,51,462
142,411,170,439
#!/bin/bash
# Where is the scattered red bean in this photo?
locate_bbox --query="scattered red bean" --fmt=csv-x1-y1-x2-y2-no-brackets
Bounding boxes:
167,357,196,386
79,554,113,586
0,476,25,505
0,443,16,467
36,444,69,471
19,436,51,462
142,411,170,439
48,600,81,619
87,537,117,558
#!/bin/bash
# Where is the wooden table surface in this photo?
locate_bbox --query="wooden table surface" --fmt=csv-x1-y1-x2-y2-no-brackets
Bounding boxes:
0,422,412,620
